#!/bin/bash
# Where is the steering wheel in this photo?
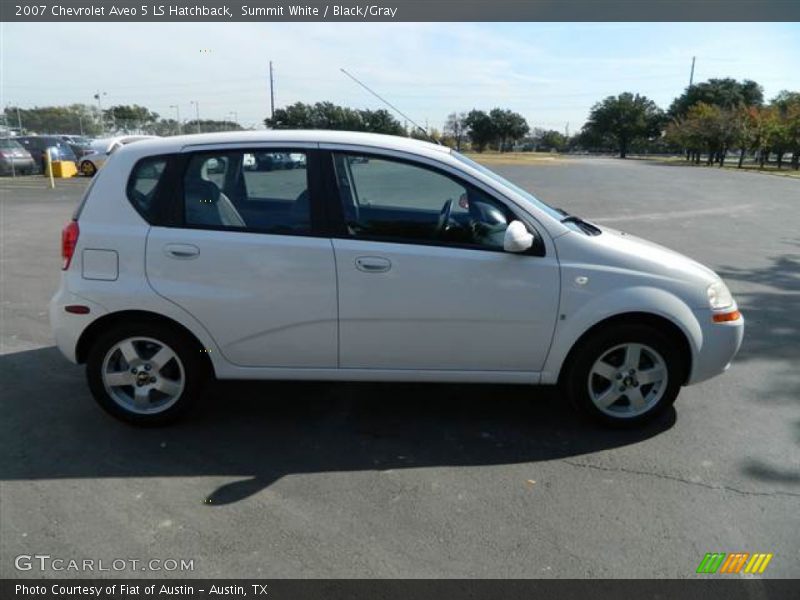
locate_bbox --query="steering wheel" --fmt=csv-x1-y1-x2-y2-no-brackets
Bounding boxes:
436,198,454,237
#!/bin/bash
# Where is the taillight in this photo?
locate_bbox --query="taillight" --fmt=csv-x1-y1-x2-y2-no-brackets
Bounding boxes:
62,220,79,270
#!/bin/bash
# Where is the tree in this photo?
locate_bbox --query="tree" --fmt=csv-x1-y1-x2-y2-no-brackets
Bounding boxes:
669,78,764,117
359,108,405,136
104,104,160,133
443,112,467,151
489,108,529,152
408,126,441,142
184,120,243,134
582,93,664,158
535,129,567,152
4,104,102,136
149,119,182,136
265,101,404,135
769,91,800,169
463,110,496,152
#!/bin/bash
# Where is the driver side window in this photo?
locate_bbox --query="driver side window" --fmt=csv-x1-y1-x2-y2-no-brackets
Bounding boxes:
332,153,513,250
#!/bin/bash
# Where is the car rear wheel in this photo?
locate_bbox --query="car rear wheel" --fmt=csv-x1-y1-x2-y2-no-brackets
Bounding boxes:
80,160,97,177
87,322,207,425
561,323,684,427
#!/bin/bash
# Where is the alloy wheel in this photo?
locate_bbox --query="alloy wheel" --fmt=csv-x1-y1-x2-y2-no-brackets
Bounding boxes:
587,342,668,418
101,337,185,415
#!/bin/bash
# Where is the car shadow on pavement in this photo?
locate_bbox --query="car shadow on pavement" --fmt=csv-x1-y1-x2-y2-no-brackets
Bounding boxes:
0,346,675,505
716,245,800,487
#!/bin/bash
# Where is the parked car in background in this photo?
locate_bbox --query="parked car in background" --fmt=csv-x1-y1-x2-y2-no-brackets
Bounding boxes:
50,130,743,427
16,136,78,173
60,135,93,146
288,152,307,169
79,135,156,177
0,137,36,175
68,143,93,161
59,135,94,161
255,152,292,171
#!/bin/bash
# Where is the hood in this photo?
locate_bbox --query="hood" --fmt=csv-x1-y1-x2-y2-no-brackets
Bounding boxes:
594,225,719,286
554,224,722,310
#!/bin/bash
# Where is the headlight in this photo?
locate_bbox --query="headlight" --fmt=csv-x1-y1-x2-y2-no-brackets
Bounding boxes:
707,280,734,310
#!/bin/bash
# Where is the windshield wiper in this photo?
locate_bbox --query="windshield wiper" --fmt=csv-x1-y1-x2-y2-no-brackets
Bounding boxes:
560,214,602,236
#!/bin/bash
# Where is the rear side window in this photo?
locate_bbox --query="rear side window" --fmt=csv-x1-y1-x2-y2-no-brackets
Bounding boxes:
127,156,168,223
182,150,310,234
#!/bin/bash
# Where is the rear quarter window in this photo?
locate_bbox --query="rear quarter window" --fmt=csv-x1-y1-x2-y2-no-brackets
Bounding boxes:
126,156,170,223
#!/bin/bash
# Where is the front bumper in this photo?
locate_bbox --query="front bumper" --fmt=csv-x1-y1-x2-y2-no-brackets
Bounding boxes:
687,308,744,385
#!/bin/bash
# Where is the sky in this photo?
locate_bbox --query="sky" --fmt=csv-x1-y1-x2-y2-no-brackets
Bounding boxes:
2,22,799,133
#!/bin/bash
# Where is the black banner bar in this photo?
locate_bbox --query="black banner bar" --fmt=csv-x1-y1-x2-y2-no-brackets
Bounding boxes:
3,579,800,600
3,0,800,22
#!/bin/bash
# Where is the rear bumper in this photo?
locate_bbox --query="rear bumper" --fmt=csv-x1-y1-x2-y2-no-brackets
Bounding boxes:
687,308,744,385
49,280,109,364
0,158,35,173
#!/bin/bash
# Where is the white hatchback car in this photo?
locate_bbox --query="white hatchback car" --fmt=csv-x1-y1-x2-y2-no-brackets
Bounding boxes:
79,135,156,177
50,131,743,426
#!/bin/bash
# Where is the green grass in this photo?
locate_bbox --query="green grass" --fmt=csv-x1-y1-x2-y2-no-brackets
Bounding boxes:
639,156,800,179
463,151,566,166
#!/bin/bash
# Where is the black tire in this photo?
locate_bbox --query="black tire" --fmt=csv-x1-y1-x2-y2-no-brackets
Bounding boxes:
80,160,96,177
86,321,208,426
561,323,684,427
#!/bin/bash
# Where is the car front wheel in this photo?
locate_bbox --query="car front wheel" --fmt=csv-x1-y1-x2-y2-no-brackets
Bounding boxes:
86,322,207,425
561,323,684,427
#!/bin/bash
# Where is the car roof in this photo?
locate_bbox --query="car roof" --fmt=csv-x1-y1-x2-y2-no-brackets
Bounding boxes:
121,130,451,160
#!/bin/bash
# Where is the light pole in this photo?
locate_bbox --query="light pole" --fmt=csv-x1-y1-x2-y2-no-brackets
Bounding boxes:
190,101,200,133
228,111,238,128
170,104,182,134
93,91,107,133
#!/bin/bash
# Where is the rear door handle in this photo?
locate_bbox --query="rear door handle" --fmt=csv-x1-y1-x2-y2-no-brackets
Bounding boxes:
355,256,391,273
164,243,200,259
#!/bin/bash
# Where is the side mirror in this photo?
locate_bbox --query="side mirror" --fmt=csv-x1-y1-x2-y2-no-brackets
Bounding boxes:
503,220,535,253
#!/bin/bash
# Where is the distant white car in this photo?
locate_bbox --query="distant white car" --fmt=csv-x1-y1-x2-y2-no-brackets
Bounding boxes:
51,130,743,426
79,135,156,177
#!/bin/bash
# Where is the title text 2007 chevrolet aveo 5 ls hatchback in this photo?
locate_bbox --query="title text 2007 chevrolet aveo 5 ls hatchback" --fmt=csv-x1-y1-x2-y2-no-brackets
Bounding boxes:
50,131,744,427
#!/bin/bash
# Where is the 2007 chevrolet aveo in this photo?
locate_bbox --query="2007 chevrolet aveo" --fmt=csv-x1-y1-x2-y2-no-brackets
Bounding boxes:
50,131,744,427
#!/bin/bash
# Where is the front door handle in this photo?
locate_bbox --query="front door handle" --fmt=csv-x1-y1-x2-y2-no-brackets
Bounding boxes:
355,256,391,273
164,243,200,259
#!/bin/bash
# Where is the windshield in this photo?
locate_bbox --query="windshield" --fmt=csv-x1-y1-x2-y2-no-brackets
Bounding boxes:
451,151,565,222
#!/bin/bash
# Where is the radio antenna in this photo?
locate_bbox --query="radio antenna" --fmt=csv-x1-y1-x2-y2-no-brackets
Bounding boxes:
339,68,439,144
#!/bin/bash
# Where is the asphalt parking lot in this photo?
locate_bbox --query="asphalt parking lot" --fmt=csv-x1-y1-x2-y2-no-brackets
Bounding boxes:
1,159,798,579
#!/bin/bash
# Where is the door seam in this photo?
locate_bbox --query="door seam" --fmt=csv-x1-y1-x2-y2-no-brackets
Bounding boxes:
329,238,341,368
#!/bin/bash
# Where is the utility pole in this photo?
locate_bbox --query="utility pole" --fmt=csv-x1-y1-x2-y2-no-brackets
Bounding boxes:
229,111,238,126
565,122,569,138
269,61,275,120
190,101,200,133
93,91,106,133
16,107,22,132
689,56,696,87
170,105,181,134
